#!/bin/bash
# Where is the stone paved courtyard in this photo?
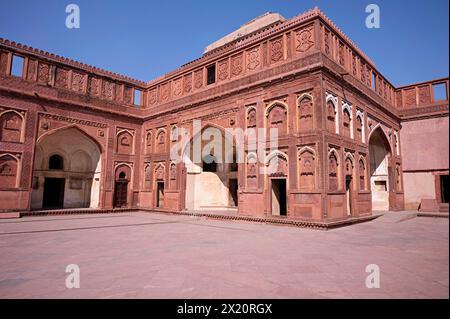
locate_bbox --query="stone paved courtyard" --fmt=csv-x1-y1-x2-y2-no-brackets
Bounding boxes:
0,211,448,299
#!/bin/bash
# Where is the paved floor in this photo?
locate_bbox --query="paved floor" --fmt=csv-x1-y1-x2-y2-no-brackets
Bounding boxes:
0,211,448,298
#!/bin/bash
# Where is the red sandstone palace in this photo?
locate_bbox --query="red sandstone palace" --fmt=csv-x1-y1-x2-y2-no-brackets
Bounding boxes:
0,8,448,224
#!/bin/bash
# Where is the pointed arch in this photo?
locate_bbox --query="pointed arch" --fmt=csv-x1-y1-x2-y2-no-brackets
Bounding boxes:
266,100,288,116
32,125,102,210
368,125,393,155
37,124,103,153
246,106,257,128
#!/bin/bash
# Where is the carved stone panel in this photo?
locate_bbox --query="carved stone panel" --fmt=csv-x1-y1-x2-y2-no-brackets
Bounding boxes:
295,26,314,53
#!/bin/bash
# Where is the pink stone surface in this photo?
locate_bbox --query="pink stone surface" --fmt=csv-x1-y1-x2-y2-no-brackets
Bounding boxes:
0,211,448,299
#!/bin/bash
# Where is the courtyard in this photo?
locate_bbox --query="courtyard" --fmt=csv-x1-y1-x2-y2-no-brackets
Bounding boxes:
0,211,448,299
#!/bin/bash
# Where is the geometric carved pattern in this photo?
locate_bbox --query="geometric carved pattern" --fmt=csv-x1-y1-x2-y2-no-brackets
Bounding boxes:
38,62,50,84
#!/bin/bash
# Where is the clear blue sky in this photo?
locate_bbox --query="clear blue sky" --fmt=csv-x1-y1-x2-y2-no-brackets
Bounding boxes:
0,0,448,86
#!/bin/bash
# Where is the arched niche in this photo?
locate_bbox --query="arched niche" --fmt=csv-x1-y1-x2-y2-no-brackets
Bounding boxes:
297,94,314,132
266,101,288,136
298,146,316,189
0,110,24,143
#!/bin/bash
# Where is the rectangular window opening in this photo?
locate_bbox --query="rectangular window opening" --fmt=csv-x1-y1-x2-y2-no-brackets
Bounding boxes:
11,55,24,77
134,89,141,106
433,83,447,101
207,65,216,85
372,73,376,91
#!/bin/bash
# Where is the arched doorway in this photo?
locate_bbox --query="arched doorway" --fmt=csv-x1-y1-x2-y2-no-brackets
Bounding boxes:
31,127,102,210
183,125,239,211
369,127,392,211
114,168,130,208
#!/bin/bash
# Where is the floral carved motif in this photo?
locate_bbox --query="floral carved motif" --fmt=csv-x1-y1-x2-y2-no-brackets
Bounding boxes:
194,70,203,89
173,78,182,97
161,83,170,102
296,27,314,53
217,59,228,81
102,81,114,100
247,47,260,71
55,68,69,89
231,54,243,77
184,74,192,93
148,88,157,105
270,37,283,63
71,72,86,93
89,77,101,96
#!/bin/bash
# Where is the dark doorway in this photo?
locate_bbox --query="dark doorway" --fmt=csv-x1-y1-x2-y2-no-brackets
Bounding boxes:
42,178,65,209
441,175,449,203
271,179,287,216
114,175,128,208
156,182,165,208
345,176,353,216
229,179,238,207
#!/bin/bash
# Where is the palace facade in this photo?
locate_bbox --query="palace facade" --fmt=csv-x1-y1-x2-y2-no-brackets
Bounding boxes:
0,8,448,224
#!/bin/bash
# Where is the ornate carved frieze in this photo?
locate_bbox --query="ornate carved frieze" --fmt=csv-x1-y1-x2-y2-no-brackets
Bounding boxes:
39,113,107,128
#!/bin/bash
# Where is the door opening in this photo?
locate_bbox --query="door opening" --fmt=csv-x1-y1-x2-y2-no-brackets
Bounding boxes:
229,179,238,207
42,178,65,209
345,176,353,216
441,175,449,203
271,179,287,216
157,182,165,208
114,175,128,208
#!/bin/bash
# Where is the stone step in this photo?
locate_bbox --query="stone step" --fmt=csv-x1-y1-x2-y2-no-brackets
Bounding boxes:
373,211,417,223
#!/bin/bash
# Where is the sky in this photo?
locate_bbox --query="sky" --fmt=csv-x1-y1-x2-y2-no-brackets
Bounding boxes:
0,0,448,86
